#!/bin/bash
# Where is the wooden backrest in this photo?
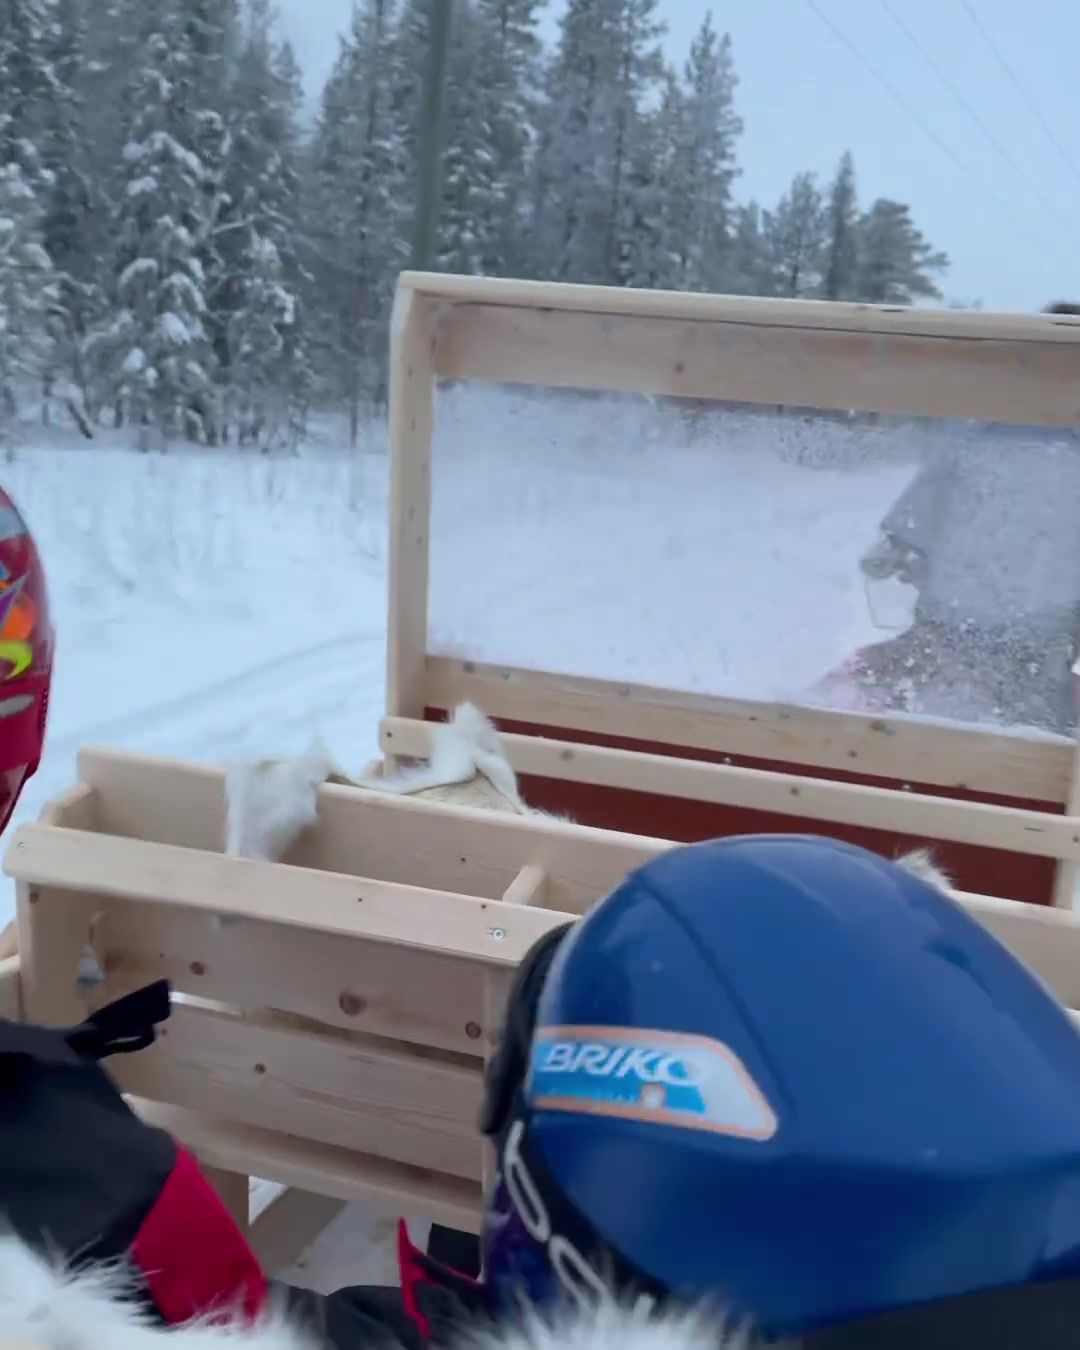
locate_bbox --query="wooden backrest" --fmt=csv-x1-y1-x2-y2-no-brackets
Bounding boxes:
383,274,1080,904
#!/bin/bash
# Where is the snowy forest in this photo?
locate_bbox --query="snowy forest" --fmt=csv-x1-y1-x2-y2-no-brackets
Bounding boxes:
1,0,951,449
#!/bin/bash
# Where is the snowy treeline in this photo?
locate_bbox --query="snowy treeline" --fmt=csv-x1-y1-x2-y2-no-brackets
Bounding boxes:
1,0,950,448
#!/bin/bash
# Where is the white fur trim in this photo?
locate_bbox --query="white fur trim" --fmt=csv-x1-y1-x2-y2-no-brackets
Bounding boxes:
464,1299,753,1350
224,740,336,863
896,847,953,893
0,1236,314,1350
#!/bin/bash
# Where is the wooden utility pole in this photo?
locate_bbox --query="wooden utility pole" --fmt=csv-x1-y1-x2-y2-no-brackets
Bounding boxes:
410,0,454,271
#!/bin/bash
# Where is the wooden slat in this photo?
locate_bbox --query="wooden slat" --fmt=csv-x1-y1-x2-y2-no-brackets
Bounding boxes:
89,899,496,1054
387,288,437,720
423,657,1070,803
0,955,20,1020
201,1166,250,1233
76,745,661,910
4,823,572,968
407,272,1080,341
434,303,1080,424
133,1098,483,1232
248,1189,347,1275
112,1002,484,1181
382,716,1080,863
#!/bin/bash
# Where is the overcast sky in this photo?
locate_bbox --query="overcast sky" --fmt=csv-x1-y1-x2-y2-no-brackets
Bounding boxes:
276,0,1080,311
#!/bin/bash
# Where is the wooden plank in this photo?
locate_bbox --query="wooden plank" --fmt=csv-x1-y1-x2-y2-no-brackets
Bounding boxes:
201,1165,250,1234
408,272,1080,340
1051,737,1080,908
39,782,98,830
0,955,20,1021
383,716,1080,863
501,864,548,907
16,883,95,1025
133,1098,483,1232
387,288,437,720
4,823,574,968
248,1189,347,1275
87,899,496,1055
423,657,1070,804
0,784,101,966
111,1002,485,1182
434,303,1080,425
76,745,661,911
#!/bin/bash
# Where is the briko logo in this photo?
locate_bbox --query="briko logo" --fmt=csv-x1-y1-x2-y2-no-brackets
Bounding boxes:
528,1025,777,1140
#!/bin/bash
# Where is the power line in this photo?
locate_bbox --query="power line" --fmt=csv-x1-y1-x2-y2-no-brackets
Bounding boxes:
877,0,1075,234
960,0,1080,191
800,0,1068,262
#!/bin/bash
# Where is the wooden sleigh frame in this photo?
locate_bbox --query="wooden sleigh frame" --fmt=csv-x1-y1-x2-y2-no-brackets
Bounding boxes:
5,274,1080,1275
385,272,1080,907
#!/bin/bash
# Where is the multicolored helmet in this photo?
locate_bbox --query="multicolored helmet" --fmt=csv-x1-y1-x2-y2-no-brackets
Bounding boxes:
0,486,52,834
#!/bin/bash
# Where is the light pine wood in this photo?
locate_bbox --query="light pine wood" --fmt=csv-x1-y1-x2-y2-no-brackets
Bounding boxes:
1051,737,1080,908
501,864,549,907
133,1099,483,1233
421,658,1071,804
0,784,99,965
200,1165,250,1235
76,744,663,911
381,716,1080,863
14,882,92,1025
386,287,437,722
4,823,575,964
0,955,20,1020
247,1188,347,1275
400,271,1080,341
111,1000,485,1181
82,898,497,1055
433,302,1080,425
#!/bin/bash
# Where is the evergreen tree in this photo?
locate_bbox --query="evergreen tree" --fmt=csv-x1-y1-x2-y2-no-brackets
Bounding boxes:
761,171,826,298
103,20,218,445
531,0,658,283
220,0,311,445
306,0,406,434
726,201,768,296
822,150,858,301
663,13,742,292
38,0,100,424
0,163,57,422
438,0,543,277
855,198,949,304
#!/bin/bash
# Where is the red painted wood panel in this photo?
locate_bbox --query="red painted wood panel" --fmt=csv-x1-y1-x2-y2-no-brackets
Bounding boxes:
425,707,1057,906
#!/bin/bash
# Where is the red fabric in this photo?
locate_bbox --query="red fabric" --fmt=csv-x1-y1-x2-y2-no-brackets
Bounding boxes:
131,1148,267,1326
397,1220,432,1339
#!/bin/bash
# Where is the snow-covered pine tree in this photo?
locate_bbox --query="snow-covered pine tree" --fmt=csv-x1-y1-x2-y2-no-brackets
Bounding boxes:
305,0,406,434
854,198,949,304
822,150,858,301
606,0,667,288
530,0,665,285
725,201,769,296
0,0,61,425
223,0,311,448
39,0,102,429
0,163,57,426
437,0,543,278
661,13,742,293
103,12,219,447
761,171,827,298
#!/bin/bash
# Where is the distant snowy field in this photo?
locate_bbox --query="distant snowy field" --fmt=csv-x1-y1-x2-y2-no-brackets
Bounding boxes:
0,418,391,923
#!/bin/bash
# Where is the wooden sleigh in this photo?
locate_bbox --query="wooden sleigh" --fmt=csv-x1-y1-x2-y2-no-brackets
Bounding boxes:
5,273,1080,1277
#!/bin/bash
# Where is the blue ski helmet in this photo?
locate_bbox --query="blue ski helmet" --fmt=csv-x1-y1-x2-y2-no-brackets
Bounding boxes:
479,835,1080,1343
